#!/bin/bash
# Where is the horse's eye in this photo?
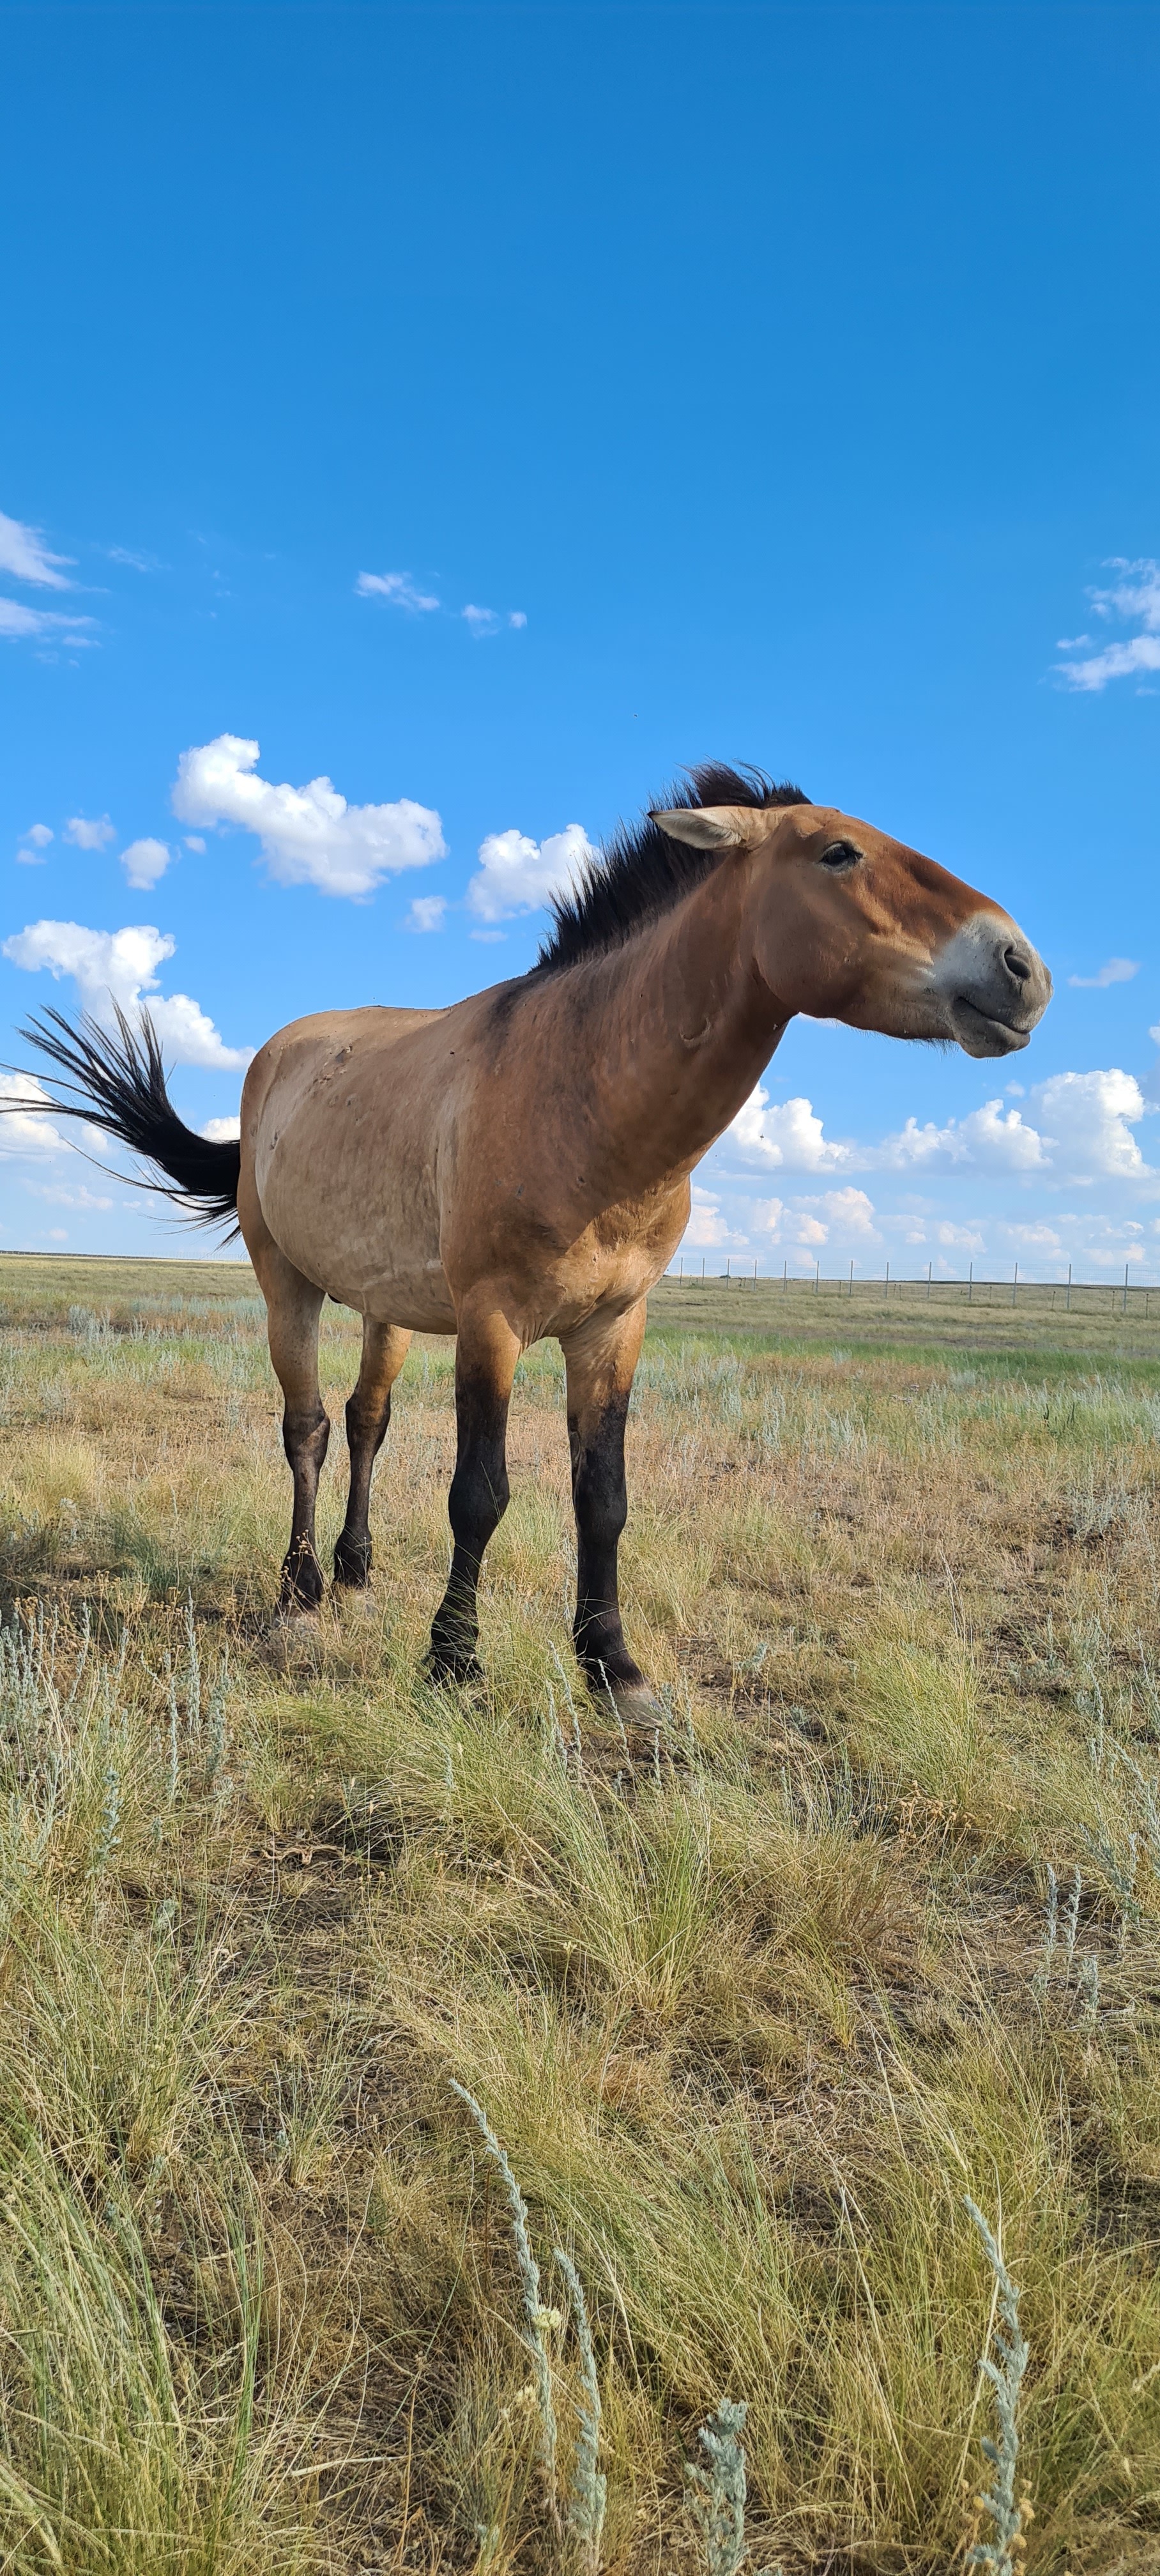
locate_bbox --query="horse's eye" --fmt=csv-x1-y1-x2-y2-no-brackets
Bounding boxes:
818,839,861,871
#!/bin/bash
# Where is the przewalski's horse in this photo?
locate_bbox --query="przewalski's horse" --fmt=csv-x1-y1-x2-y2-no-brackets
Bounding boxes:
17,767,1050,1719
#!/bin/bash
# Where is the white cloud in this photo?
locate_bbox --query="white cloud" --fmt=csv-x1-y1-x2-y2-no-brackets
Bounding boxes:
356,571,440,612
2,921,252,1071
24,824,52,850
811,1185,880,1238
0,1072,66,1159
64,815,116,852
0,599,96,645
728,1084,853,1171
121,838,172,890
880,1098,1047,1172
184,836,206,853
466,823,595,923
1056,558,1160,691
202,1116,241,1142
1069,957,1139,990
172,735,446,901
0,510,73,588
406,894,448,933
683,1184,747,1249
1034,1068,1153,1179
462,604,527,636
26,1180,114,1211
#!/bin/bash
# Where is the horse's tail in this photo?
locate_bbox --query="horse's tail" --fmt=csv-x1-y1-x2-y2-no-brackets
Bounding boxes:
9,1006,241,1229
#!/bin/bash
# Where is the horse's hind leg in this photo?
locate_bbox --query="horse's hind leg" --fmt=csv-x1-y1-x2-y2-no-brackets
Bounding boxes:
250,1241,330,1614
561,1299,659,1722
334,1319,412,1588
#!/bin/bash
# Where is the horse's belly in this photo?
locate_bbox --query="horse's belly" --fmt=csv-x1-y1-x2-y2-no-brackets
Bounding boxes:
256,1113,456,1330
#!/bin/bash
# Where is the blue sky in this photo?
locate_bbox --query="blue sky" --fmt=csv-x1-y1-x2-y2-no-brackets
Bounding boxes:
2,0,1159,1278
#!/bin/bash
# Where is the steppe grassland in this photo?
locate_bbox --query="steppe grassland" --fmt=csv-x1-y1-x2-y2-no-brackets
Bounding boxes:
0,1253,1157,2573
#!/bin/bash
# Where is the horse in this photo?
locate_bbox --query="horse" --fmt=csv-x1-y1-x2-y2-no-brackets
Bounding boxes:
15,765,1051,1721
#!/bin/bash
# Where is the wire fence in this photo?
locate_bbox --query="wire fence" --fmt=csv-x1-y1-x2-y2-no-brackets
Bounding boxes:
660,1262,1158,1317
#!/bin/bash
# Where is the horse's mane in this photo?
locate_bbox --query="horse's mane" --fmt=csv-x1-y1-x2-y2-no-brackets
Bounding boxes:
534,762,810,976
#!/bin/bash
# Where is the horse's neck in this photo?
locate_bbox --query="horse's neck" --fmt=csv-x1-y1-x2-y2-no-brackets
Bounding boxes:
558,857,788,1199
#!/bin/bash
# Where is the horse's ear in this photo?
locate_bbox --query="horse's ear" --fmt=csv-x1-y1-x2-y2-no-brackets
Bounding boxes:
650,804,765,849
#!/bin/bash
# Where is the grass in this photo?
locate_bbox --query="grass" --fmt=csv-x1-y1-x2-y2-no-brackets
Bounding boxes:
0,1250,1157,2571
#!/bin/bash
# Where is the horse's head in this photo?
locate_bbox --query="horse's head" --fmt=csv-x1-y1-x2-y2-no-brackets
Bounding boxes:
653,800,1051,1057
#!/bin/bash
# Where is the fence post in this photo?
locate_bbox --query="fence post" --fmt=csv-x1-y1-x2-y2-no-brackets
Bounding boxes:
1066,1261,1071,1313
782,1259,787,1296
1124,1262,1129,1315
884,1259,889,1305
814,1259,820,1296
968,1261,973,1306
1012,1262,1018,1309
926,1261,932,1302
849,1259,854,1299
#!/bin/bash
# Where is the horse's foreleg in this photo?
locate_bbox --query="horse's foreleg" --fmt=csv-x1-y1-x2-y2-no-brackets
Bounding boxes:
252,1245,330,1614
562,1300,657,1719
334,1319,412,1587
429,1308,520,1685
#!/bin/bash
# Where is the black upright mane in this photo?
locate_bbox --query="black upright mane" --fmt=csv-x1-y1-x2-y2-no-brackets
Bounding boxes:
535,762,810,975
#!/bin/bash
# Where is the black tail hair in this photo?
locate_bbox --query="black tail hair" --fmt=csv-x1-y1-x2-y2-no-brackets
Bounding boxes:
8,1006,242,1230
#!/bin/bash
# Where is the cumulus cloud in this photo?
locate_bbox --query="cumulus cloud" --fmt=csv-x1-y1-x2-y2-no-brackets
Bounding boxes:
2,920,252,1071
172,735,446,900
24,824,52,850
750,1185,880,1250
0,1071,66,1159
1034,1068,1153,1179
683,1184,747,1249
64,815,116,852
466,823,595,923
1069,958,1139,990
356,571,441,612
202,1116,241,1142
1056,558,1160,691
120,838,172,891
406,894,448,933
880,1098,1047,1172
0,510,73,588
728,1084,853,1171
16,823,52,866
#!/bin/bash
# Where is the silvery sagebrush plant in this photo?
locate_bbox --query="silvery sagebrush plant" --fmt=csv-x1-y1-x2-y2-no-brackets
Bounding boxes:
452,2082,609,2556
553,2247,606,2569
963,2198,1033,2575
685,2398,781,2576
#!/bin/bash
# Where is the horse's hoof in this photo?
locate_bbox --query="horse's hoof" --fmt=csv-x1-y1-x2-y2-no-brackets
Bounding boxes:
426,1652,484,1692
333,1546,372,1590
596,1676,665,1731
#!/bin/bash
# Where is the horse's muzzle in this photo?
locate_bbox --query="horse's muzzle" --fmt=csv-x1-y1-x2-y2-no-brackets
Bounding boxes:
935,916,1053,1059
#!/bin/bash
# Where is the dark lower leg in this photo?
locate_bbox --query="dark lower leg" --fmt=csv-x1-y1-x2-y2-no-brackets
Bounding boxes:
334,1322,411,1586
563,1302,650,1705
429,1332,517,1685
280,1404,331,1610
251,1247,328,1618
569,1392,647,1693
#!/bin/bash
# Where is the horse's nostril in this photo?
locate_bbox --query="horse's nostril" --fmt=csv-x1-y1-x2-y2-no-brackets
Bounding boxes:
1004,944,1031,985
